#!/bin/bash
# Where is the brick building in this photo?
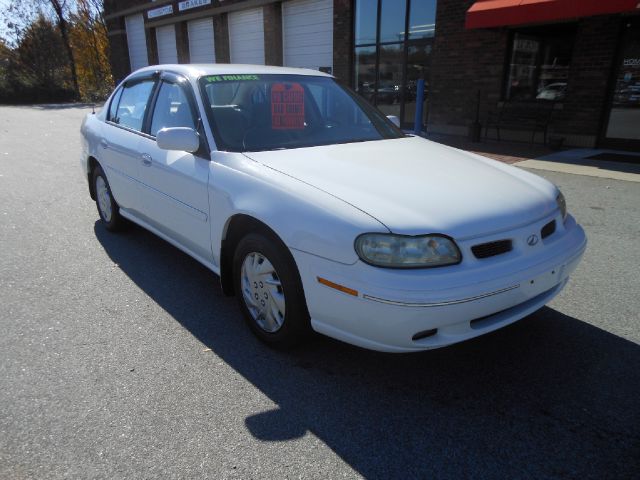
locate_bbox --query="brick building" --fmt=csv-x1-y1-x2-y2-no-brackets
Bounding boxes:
104,0,640,150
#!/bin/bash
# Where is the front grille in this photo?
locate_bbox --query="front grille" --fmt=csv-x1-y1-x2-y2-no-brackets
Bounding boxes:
541,220,556,239
471,239,513,259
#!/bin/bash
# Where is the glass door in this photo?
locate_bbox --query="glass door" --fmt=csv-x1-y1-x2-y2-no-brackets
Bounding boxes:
402,40,432,127
353,0,437,130
375,44,404,119
602,19,640,150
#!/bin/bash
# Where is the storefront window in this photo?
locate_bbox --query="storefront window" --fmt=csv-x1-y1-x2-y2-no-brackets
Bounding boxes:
376,44,404,117
505,28,574,101
403,43,432,125
355,46,377,101
355,0,378,45
408,0,436,39
605,20,640,144
379,1,407,43
353,0,437,128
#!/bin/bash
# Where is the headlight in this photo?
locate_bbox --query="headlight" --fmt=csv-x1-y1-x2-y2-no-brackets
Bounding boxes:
355,233,462,268
556,191,567,221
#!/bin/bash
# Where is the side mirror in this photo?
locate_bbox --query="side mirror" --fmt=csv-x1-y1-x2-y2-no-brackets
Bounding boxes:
156,127,200,153
386,115,401,128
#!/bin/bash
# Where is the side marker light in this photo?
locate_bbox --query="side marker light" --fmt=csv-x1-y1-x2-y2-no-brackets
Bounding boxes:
317,277,358,297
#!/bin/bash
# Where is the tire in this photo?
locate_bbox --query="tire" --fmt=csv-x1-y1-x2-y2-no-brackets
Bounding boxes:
92,164,127,231
233,233,311,349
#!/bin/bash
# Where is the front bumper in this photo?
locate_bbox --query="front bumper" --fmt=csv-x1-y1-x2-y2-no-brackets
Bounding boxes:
291,214,587,352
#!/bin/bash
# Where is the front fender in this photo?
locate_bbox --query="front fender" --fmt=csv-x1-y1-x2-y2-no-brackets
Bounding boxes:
209,152,388,266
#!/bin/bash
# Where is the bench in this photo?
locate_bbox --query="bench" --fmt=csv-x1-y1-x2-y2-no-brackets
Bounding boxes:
485,100,556,145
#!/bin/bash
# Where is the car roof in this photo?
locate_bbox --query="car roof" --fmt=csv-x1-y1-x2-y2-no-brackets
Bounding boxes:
130,64,334,81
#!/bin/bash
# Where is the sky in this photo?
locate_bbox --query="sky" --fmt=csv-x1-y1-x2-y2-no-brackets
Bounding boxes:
0,0,37,46
0,0,101,46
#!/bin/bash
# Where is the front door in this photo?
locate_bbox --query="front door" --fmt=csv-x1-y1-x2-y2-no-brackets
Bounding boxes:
602,19,640,151
137,78,212,263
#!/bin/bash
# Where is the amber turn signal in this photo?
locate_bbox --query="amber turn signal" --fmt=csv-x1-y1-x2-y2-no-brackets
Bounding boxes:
317,277,358,297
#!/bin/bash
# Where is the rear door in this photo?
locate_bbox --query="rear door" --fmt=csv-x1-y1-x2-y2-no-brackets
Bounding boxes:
136,74,212,263
101,76,157,215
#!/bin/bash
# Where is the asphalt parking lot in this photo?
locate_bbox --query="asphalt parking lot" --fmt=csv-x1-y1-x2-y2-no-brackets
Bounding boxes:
1,105,639,479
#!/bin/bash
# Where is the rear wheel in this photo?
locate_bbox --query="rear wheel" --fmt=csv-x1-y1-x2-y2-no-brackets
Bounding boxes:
233,233,311,349
92,165,127,231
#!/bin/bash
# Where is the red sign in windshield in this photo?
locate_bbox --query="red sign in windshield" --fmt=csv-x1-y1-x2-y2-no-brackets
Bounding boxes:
271,83,305,130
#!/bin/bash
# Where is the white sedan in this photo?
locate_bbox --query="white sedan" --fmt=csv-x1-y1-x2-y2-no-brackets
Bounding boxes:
80,65,586,352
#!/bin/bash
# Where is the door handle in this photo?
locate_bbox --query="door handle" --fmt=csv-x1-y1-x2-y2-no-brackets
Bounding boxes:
100,139,109,149
141,153,152,166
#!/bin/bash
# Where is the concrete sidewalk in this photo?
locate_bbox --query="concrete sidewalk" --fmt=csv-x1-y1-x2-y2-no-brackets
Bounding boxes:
518,148,640,183
429,134,640,182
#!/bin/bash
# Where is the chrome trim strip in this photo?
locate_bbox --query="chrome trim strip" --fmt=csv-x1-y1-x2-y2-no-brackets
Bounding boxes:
362,284,520,308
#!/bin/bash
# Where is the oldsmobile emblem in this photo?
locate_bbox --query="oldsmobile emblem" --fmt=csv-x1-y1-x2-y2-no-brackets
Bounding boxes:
527,234,539,246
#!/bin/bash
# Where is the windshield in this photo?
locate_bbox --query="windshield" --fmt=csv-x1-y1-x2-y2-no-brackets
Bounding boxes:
198,74,404,152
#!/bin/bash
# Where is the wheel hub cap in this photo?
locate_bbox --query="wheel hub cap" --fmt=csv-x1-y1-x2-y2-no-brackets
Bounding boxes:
240,252,285,333
95,176,112,222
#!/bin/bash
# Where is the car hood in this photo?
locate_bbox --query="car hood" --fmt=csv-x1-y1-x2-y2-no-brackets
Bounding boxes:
243,136,558,239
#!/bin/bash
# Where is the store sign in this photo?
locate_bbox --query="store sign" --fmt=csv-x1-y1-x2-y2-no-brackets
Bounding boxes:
148,5,173,18
623,58,640,67
514,38,539,53
178,0,212,11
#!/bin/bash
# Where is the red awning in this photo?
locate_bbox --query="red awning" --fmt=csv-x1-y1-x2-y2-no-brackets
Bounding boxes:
466,0,640,29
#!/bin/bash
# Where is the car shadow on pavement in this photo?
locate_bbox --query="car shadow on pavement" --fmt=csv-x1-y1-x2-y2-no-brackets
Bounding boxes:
94,222,640,479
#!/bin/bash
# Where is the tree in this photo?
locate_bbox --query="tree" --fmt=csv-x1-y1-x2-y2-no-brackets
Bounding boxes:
45,0,79,99
0,39,11,93
1,1,40,47
0,0,113,103
2,0,80,98
69,0,113,100
2,14,75,102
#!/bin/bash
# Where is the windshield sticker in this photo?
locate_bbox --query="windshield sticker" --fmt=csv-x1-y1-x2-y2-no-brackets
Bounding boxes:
271,83,305,130
205,74,260,82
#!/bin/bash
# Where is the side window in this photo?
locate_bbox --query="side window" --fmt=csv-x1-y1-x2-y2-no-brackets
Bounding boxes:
115,80,155,131
150,82,197,137
107,87,123,122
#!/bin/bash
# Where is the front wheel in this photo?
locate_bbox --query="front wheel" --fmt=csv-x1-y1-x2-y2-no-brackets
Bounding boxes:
233,233,311,349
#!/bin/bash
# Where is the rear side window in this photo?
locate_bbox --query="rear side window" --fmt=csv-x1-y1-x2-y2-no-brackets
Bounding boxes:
107,87,123,122
150,82,196,137
113,80,155,132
